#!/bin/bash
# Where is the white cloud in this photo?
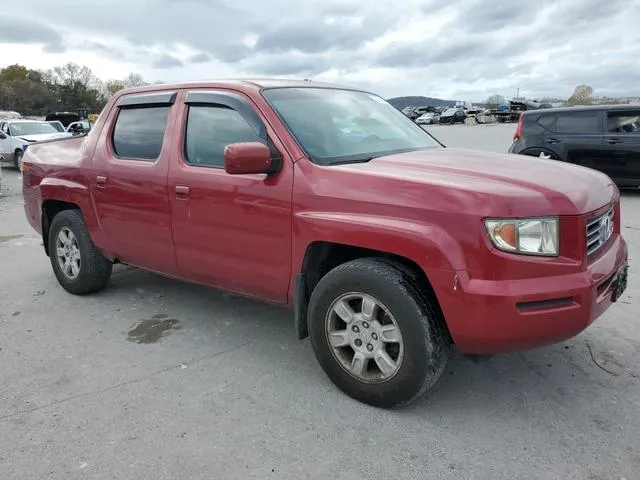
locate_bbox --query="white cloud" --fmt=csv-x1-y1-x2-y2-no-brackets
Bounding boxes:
1,0,638,101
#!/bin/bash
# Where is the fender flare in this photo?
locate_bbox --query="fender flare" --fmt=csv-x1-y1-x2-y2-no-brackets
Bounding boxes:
294,211,468,274
39,179,103,248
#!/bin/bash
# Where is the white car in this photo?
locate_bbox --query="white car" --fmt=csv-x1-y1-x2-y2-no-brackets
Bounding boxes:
415,112,440,125
0,119,73,170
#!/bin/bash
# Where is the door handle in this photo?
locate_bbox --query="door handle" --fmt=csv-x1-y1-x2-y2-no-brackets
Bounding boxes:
606,138,623,145
96,175,107,188
175,185,190,199
545,138,560,144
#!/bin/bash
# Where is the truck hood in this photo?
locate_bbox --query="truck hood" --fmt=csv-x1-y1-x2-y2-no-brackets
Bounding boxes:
333,147,617,216
18,132,73,143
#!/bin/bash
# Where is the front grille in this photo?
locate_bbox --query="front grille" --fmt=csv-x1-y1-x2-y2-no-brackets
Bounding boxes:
586,207,614,256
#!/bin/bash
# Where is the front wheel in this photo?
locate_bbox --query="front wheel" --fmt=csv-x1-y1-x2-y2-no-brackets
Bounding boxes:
14,150,23,171
308,258,451,408
48,209,113,295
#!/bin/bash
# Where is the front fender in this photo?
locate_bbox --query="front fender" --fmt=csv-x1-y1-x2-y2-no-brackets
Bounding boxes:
291,211,477,345
292,211,467,274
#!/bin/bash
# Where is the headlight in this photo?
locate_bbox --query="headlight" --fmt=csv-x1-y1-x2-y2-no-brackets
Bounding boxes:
484,217,559,256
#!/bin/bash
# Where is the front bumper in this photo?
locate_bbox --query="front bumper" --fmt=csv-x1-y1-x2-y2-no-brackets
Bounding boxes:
440,235,629,355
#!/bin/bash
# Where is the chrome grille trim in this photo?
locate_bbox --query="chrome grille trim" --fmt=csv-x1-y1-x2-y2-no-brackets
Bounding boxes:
586,207,614,256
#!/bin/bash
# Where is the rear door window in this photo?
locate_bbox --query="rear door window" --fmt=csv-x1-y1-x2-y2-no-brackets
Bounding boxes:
555,112,600,134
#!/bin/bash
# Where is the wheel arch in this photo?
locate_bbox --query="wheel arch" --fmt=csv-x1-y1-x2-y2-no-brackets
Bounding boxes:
39,178,103,257
41,199,82,256
293,241,451,342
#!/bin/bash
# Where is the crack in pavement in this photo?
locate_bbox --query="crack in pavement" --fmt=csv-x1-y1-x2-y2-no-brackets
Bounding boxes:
0,340,253,422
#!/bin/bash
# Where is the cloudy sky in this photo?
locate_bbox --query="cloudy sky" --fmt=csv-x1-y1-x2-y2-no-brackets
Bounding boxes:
1,0,638,101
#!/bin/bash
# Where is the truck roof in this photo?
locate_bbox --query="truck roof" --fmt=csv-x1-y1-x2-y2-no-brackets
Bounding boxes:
117,78,369,96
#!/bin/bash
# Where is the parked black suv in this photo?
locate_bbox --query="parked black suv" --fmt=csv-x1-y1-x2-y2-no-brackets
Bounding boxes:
508,105,640,187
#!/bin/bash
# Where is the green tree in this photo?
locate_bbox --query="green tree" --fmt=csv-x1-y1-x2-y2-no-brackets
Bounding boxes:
567,84,593,106
0,64,28,81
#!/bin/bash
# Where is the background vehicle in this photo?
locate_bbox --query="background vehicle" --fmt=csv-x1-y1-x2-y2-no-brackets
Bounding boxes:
492,98,552,123
415,112,440,125
66,120,93,135
21,80,628,408
45,112,81,128
0,119,70,169
0,119,73,169
439,107,467,124
475,109,496,124
47,120,66,132
0,110,21,120
509,104,640,187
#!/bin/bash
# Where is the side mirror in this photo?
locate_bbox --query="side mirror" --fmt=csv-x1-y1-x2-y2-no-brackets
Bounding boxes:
0,132,6,139
224,142,281,175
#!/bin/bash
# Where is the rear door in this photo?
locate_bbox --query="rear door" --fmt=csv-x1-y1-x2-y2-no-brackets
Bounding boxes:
167,89,293,303
546,111,604,169
601,108,640,185
88,90,180,276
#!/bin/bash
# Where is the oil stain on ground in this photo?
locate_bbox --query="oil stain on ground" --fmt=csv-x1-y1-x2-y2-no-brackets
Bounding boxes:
127,313,182,344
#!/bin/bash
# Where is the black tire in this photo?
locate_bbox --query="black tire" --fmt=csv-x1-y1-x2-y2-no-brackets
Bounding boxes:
14,150,23,171
307,258,451,408
48,209,113,295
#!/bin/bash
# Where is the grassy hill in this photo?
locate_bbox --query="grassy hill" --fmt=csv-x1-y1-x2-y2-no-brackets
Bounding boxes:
387,96,457,109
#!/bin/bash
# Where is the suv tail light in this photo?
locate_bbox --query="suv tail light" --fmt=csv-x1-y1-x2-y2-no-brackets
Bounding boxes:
513,113,523,142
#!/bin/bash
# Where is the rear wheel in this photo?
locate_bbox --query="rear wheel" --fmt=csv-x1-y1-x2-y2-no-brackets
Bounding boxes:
308,258,451,408
48,209,113,295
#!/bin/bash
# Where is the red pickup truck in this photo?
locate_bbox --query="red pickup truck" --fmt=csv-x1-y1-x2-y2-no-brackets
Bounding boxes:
21,80,629,408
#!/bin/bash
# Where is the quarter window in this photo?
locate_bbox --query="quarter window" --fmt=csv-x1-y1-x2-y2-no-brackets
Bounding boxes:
111,106,170,160
536,114,556,131
606,110,640,134
555,112,600,134
184,105,265,167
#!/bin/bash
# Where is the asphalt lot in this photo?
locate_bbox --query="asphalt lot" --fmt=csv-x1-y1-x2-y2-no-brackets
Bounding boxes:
1,123,639,480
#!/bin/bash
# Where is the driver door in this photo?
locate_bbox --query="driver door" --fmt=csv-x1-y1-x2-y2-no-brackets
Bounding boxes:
167,89,294,303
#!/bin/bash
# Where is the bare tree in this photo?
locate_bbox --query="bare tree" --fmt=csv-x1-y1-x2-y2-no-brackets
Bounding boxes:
51,63,100,89
122,73,148,88
485,94,506,108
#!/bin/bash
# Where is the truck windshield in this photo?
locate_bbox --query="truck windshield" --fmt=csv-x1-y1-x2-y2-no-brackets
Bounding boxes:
9,122,59,136
262,87,442,165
